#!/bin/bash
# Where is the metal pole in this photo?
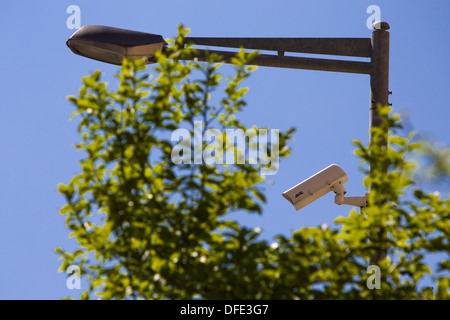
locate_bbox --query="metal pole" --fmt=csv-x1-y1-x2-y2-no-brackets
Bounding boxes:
185,37,372,58
370,21,390,266
191,49,372,75
370,21,390,142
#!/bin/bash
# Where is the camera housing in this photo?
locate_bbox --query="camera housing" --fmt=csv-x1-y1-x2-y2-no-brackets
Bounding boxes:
282,164,367,211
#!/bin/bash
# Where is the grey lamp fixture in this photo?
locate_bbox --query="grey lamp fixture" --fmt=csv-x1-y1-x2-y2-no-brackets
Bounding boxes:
65,23,390,165
66,22,390,174
66,25,166,65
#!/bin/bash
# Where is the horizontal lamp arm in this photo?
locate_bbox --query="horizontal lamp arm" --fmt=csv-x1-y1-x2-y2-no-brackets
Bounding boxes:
190,49,372,75
185,37,372,58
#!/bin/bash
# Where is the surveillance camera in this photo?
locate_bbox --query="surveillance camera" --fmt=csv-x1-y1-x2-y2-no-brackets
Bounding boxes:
282,164,367,211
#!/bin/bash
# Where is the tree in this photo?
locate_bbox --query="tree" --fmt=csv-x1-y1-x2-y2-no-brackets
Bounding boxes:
57,25,449,300
415,138,450,187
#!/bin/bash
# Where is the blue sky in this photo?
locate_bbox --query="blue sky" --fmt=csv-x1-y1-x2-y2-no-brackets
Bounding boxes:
0,0,449,299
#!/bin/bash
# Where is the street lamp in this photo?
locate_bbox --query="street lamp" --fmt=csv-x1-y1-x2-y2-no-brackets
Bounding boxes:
67,22,390,141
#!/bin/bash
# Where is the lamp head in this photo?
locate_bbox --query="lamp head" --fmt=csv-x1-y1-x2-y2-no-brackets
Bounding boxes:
66,25,166,65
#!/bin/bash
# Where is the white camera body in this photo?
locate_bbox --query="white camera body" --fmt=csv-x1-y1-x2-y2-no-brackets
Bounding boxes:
282,164,367,211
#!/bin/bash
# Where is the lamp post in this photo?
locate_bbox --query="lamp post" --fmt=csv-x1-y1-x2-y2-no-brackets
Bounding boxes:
67,22,390,145
67,22,390,263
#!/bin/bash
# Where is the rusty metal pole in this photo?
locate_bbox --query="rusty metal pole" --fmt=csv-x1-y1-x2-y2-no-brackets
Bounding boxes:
370,21,390,266
370,21,390,144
